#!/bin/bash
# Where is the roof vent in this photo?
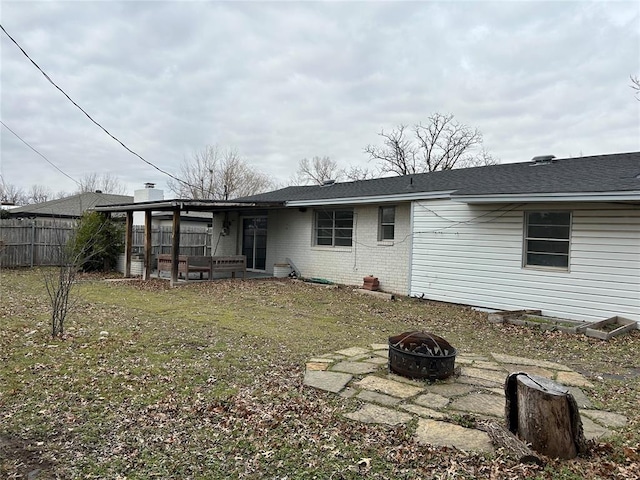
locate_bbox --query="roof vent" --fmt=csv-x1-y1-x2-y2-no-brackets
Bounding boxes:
95,190,103,193
321,179,336,186
144,182,155,189
530,155,556,165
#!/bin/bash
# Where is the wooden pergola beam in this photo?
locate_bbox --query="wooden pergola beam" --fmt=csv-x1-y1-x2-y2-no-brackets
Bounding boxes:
124,211,133,278
170,208,181,287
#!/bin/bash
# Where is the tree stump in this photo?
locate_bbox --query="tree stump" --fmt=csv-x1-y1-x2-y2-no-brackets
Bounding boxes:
505,373,586,459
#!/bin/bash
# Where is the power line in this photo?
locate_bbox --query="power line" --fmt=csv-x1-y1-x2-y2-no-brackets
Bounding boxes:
0,23,190,189
0,119,80,185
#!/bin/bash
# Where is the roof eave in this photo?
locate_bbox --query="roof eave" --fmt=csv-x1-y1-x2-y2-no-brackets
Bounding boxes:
451,191,640,204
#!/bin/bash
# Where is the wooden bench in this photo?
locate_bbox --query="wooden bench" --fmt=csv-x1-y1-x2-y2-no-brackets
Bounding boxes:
157,254,246,280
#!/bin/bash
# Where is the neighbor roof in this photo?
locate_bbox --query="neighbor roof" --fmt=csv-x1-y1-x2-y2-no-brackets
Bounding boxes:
8,192,134,218
235,152,640,204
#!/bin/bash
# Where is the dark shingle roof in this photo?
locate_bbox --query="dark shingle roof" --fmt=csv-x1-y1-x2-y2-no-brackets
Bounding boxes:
236,152,640,203
9,192,133,218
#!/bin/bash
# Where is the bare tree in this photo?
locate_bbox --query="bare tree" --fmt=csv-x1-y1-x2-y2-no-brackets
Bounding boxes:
0,179,27,205
365,113,494,175
27,184,53,204
167,145,273,200
77,173,127,195
631,75,640,100
343,165,376,181
294,156,344,185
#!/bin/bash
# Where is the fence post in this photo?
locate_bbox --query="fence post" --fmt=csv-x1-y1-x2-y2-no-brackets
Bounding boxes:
30,220,35,267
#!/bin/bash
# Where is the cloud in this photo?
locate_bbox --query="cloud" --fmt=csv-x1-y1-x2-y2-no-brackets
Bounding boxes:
1,1,638,196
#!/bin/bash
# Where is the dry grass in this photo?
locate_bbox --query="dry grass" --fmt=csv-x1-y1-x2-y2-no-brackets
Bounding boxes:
1,268,638,479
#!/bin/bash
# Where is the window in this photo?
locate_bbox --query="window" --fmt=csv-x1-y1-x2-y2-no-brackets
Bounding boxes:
315,209,353,247
378,206,395,241
524,211,571,269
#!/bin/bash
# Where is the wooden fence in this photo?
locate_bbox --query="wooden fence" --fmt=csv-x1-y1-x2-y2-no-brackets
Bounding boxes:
0,219,211,268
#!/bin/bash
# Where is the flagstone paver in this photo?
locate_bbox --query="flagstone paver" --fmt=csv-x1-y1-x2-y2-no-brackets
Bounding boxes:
490,353,572,371
306,362,330,371
304,370,352,393
567,387,593,409
427,383,476,397
344,403,412,425
581,416,613,440
355,375,424,399
414,392,450,409
502,364,555,379
461,367,509,385
414,419,494,452
401,404,447,419
304,344,626,454
335,347,371,357
357,390,403,406
331,361,379,375
555,370,595,388
448,393,505,418
581,410,628,428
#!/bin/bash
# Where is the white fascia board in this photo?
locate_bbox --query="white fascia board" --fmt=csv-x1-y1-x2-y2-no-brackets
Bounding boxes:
285,191,454,207
451,191,640,204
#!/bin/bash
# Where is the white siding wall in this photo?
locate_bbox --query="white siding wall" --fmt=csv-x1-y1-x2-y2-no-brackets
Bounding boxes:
261,204,412,293
410,200,640,322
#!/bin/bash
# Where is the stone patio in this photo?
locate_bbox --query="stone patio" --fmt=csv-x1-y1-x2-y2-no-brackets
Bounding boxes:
303,344,628,453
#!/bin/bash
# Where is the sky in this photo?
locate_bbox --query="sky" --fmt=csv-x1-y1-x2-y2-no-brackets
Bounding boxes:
1,1,639,198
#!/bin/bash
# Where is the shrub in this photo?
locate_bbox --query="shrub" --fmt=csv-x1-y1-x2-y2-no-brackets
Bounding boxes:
72,212,124,271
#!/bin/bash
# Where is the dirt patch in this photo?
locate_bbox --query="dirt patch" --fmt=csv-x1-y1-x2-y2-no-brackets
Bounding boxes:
0,435,54,479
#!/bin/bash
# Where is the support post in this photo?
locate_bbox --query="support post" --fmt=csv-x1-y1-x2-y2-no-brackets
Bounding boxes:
124,211,133,278
170,208,181,287
143,210,152,280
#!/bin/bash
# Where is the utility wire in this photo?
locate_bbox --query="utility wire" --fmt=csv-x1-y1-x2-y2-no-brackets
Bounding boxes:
0,119,80,185
0,23,190,189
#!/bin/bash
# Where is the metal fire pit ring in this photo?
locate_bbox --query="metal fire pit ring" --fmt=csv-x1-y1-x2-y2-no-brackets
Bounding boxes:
388,331,457,381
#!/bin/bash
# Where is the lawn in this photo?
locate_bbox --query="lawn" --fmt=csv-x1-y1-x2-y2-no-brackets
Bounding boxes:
1,268,638,479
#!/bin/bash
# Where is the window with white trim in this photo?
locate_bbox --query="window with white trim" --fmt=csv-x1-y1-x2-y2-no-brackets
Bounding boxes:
315,209,353,247
524,211,571,269
378,206,395,241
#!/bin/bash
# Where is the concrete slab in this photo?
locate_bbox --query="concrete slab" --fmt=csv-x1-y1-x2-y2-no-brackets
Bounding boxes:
335,347,371,357
448,393,504,418
455,357,475,366
400,404,446,420
414,418,494,452
357,390,402,407
581,410,627,428
304,370,352,393
355,375,424,399
413,392,450,409
370,343,388,350
555,371,594,388
490,353,572,371
344,403,412,426
331,361,378,375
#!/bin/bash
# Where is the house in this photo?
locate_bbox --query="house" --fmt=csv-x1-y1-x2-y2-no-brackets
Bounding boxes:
7,191,133,221
96,152,640,323
231,152,640,323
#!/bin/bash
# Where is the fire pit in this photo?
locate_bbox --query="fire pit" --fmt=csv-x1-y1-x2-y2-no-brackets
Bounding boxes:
388,331,457,381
